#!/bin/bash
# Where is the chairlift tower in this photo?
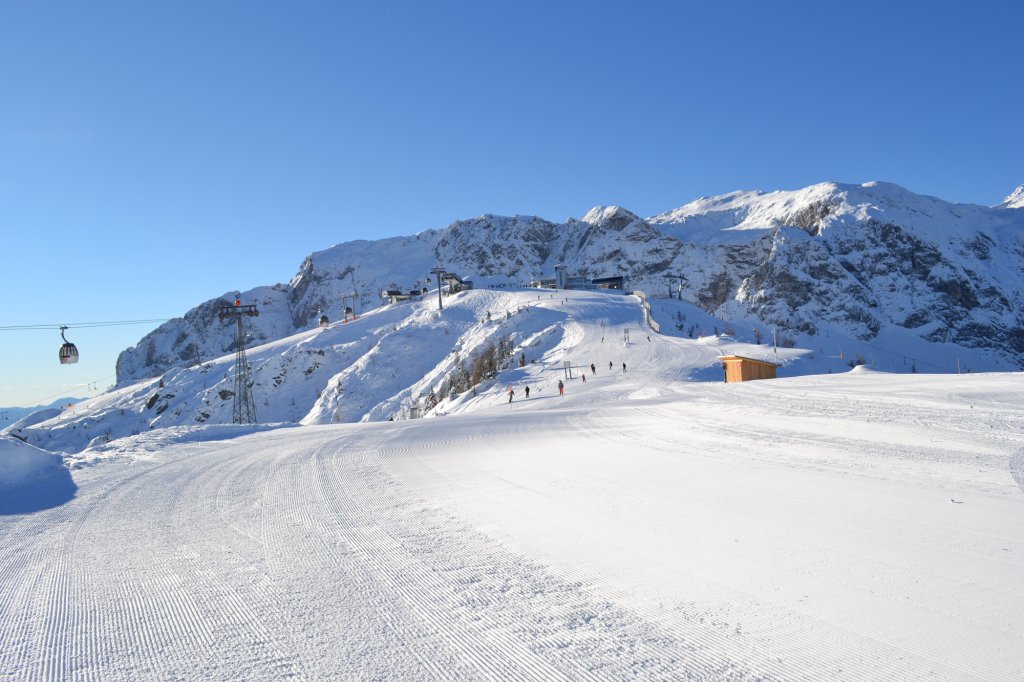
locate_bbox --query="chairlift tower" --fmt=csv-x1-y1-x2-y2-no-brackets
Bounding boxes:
219,300,259,425
430,266,446,310
664,273,687,300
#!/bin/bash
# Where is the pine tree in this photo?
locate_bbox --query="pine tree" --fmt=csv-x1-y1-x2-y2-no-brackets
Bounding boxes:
454,357,470,392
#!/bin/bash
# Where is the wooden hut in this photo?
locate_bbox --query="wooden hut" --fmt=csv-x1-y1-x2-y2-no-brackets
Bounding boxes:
720,355,779,383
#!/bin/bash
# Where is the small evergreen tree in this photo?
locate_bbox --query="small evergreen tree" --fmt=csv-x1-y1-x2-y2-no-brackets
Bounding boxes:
453,357,470,392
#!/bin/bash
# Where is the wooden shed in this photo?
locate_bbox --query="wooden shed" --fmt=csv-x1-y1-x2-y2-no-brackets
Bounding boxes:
720,355,779,383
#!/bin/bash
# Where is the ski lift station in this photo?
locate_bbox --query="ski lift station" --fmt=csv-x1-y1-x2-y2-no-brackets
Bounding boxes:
530,265,626,292
440,272,472,293
380,271,471,305
380,289,425,304
720,355,779,383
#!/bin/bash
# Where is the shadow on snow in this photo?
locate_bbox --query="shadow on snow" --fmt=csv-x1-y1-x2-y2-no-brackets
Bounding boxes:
0,468,78,515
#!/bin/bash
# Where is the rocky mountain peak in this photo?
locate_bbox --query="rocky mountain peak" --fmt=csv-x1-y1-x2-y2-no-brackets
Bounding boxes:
580,206,641,230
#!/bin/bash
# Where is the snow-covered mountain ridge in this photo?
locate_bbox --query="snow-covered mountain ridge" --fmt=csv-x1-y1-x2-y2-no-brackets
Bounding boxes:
116,180,1024,386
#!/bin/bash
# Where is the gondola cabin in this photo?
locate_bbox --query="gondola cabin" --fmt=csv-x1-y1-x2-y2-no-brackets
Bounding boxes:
59,326,79,365
319,315,330,328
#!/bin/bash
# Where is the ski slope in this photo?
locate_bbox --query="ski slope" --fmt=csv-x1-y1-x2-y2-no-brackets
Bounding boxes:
10,289,811,457
3,292,1024,680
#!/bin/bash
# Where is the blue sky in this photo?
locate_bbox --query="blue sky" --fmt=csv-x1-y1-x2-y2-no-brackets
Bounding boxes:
1,1,1021,407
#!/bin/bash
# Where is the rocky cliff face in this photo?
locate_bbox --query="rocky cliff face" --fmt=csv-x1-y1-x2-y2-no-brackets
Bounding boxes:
116,181,1024,383
649,181,1024,358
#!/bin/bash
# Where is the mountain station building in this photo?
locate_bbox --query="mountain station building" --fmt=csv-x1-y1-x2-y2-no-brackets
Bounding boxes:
531,265,627,292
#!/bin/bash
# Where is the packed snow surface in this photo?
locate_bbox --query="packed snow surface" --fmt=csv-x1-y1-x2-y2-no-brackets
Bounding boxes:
3,290,1024,680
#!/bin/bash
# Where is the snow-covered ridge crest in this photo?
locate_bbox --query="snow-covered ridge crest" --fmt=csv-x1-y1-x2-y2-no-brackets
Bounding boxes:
114,180,1024,389
648,180,999,240
580,206,641,227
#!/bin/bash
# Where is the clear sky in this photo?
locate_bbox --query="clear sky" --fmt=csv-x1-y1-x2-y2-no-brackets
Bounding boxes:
1,0,1021,408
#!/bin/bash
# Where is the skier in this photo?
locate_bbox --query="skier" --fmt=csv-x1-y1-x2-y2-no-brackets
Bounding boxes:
622,362,627,373
581,374,586,383
608,361,613,370
508,385,515,403
590,363,596,374
558,379,564,395
525,385,530,398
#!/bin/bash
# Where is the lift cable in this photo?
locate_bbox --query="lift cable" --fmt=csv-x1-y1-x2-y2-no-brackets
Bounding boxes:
0,318,171,331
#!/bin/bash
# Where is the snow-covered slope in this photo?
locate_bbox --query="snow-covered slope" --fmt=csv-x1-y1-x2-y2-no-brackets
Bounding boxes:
3,359,1024,679
13,289,812,455
116,181,1024,388
6,272,1024,679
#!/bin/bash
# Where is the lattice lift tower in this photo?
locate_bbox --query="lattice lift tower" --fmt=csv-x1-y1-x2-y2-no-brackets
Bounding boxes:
219,300,259,424
665,273,688,300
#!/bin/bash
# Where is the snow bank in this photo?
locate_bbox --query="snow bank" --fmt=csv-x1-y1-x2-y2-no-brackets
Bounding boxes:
0,437,64,487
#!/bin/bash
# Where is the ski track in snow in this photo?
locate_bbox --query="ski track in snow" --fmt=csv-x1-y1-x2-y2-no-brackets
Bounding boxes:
2,392,1023,679
1,427,774,680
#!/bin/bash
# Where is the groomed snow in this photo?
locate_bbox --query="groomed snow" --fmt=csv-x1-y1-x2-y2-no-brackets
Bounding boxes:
2,292,1024,680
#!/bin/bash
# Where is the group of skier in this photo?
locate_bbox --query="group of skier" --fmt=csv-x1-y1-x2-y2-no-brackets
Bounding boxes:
507,384,531,402
505,358,627,403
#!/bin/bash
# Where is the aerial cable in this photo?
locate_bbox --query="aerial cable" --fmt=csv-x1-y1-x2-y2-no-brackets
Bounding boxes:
0,318,171,367
0,318,171,331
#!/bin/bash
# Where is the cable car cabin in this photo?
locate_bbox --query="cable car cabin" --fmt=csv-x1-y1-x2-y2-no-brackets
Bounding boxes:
59,342,79,364
319,315,330,328
59,326,79,364
720,355,778,383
